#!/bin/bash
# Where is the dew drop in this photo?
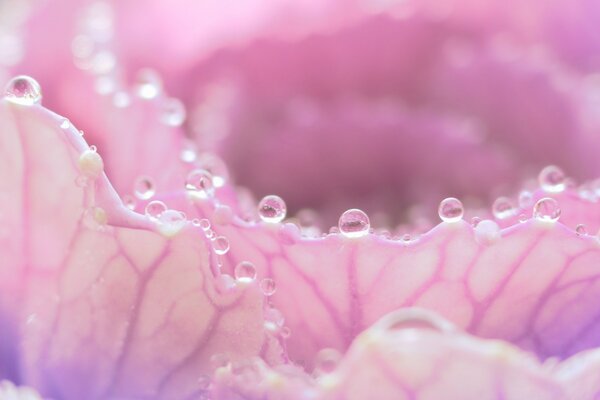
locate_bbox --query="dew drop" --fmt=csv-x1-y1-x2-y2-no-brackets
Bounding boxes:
134,176,155,200
258,195,287,223
539,165,566,193
198,218,211,231
518,213,528,223
533,197,561,222
492,197,515,220
144,200,167,220
379,308,456,333
338,209,370,238
401,233,412,243
576,224,587,236
185,169,214,199
260,278,276,296
122,195,136,210
470,216,481,227
161,98,186,127
280,326,291,339
474,219,500,245
314,348,342,375
4,75,42,105
78,148,104,179
157,209,187,237
135,69,162,99
234,261,257,282
196,153,229,187
212,236,230,255
438,198,464,223
518,190,533,208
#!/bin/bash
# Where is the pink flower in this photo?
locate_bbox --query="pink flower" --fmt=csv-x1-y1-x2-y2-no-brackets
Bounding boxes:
2,0,600,399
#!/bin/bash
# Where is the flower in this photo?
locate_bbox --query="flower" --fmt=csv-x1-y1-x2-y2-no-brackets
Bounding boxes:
1,0,600,399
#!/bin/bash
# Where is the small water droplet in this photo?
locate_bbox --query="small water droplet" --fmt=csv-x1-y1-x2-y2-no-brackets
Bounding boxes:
338,209,370,238
576,224,587,236
156,209,186,237
234,261,257,282
518,190,534,208
492,197,515,220
280,326,291,338
144,200,167,220
196,153,228,187
314,348,342,375
438,198,464,223
258,195,287,223
60,118,71,129
4,75,42,105
134,176,155,200
135,69,162,99
539,165,566,193
123,195,136,210
185,169,214,199
212,236,230,255
260,278,276,296
161,98,186,126
471,216,481,227
518,213,528,223
533,197,561,222
474,219,500,245
379,308,456,333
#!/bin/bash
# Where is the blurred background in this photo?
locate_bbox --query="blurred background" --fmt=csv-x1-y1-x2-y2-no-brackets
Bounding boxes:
1,0,600,229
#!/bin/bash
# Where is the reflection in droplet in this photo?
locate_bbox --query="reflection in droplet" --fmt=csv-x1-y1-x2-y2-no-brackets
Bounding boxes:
234,261,257,282
185,169,214,199
338,209,370,238
438,198,464,223
4,75,42,105
492,197,515,220
258,195,287,223
212,236,230,255
533,197,561,222
134,176,155,200
144,200,167,220
539,165,566,193
260,278,276,296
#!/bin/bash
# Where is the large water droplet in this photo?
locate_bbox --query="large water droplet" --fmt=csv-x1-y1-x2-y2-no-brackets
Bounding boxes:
492,197,515,220
145,200,167,220
157,209,186,237
533,197,561,222
196,153,229,187
338,209,370,238
161,98,186,127
258,195,287,223
438,198,464,223
260,278,276,296
185,169,214,199
212,236,230,255
4,75,42,105
234,261,257,282
134,176,155,200
474,219,500,245
539,165,566,193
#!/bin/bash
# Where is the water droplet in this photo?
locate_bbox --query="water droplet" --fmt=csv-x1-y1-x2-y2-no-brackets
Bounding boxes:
338,209,370,238
234,261,257,282
185,169,214,199
518,213,528,223
122,195,136,210
144,200,166,220
212,236,230,255
157,209,186,237
401,233,412,243
134,176,155,200
78,148,104,179
438,198,464,223
474,219,500,245
135,69,162,99
60,118,71,129
533,197,561,222
518,190,533,208
576,224,587,236
260,278,276,296
280,326,291,339
379,308,456,333
265,307,285,327
258,195,287,223
161,98,186,126
471,216,481,227
197,219,211,231
4,75,42,105
314,348,342,375
492,197,515,220
539,165,566,193
196,153,228,187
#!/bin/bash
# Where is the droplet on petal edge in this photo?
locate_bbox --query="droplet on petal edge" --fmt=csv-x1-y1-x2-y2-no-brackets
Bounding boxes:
134,176,156,200
438,197,464,223
338,209,370,238
234,261,257,282
532,197,561,222
258,195,287,223
4,75,42,105
539,165,566,193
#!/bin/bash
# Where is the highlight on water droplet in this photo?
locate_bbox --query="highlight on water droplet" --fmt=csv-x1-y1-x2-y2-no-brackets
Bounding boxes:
313,348,342,376
212,236,230,255
338,208,370,238
258,195,287,223
122,195,136,210
438,197,464,223
533,197,561,222
144,200,167,220
135,68,162,99
196,153,229,187
260,278,276,296
539,165,566,193
492,197,515,220
234,261,257,283
518,190,533,208
60,118,71,129
161,97,186,127
576,224,587,236
134,176,156,200
4,75,42,105
185,169,214,199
